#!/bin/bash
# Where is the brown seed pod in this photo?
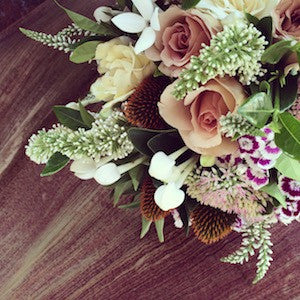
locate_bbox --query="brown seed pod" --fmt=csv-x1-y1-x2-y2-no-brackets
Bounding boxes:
140,176,170,221
123,76,170,130
191,204,237,244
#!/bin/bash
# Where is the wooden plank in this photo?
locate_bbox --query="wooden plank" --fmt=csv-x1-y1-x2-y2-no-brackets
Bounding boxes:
0,1,299,299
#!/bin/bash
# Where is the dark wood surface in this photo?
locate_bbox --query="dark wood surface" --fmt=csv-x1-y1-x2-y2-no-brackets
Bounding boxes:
0,1,299,299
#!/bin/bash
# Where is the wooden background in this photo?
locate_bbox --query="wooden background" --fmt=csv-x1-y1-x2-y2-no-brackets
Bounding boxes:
0,1,299,299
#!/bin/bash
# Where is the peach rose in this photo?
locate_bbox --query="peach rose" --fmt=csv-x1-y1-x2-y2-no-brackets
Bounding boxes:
158,77,247,156
145,6,221,77
273,0,300,41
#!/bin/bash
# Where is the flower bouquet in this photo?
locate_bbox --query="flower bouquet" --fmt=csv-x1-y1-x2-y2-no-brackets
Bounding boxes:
22,0,299,284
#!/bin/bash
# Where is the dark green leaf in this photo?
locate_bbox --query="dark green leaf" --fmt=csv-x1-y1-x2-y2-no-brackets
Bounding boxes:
279,75,298,111
259,81,271,94
256,16,273,45
140,217,152,239
53,106,89,130
238,92,274,128
41,152,69,177
129,165,145,191
79,102,95,128
275,153,300,181
113,180,133,206
260,182,286,208
155,218,165,243
182,0,201,10
70,41,100,64
262,40,295,64
54,0,119,36
275,112,300,160
118,201,140,209
245,13,259,26
177,203,190,236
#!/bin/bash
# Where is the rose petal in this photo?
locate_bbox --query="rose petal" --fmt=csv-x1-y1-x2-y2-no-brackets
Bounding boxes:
112,13,146,33
134,27,156,54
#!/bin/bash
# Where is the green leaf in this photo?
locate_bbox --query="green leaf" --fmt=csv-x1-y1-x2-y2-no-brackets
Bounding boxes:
129,165,145,191
275,153,300,182
54,0,119,36
79,102,95,128
140,217,152,239
53,106,89,130
41,152,69,177
275,112,300,160
182,0,201,10
238,92,274,128
256,16,273,45
262,40,296,64
245,13,259,26
118,201,140,209
70,41,100,64
279,75,298,111
113,180,133,206
153,68,164,77
155,218,165,243
260,182,286,208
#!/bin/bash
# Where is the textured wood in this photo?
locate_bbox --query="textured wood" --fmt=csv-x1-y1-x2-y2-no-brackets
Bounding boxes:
0,1,299,299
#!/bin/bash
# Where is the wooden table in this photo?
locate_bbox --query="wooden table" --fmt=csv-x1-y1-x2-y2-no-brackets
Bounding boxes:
0,1,299,299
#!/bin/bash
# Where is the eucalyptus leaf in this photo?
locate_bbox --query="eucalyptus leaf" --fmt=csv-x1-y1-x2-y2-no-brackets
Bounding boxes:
113,180,133,206
260,182,286,208
53,106,89,130
140,217,152,239
54,0,119,36
279,74,298,111
70,41,100,64
155,218,165,243
182,0,201,10
261,40,295,64
129,165,145,191
238,92,273,128
79,102,95,128
275,153,300,182
275,112,300,160
41,152,70,177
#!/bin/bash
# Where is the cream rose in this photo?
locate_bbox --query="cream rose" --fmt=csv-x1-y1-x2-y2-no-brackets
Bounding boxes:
91,37,156,102
197,0,280,20
158,77,247,157
273,0,300,41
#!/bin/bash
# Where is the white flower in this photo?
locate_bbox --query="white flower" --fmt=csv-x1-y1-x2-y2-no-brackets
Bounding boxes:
111,0,160,54
149,152,176,182
94,6,121,23
154,182,185,211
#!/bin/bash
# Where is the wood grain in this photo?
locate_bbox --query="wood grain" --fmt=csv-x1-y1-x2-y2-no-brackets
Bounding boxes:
0,1,299,299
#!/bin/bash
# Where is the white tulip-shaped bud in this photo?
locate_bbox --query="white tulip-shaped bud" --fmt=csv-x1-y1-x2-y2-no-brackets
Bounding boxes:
149,152,176,182
70,157,97,180
154,182,185,211
94,163,121,185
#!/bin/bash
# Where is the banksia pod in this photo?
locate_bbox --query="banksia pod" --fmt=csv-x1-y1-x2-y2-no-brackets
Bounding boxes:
123,76,170,129
191,204,237,244
140,176,170,221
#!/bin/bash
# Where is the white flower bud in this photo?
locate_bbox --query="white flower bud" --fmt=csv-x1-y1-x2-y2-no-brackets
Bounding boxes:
70,158,97,180
149,151,175,182
94,163,121,185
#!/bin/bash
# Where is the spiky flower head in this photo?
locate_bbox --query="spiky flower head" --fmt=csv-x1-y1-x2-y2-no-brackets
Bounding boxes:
191,204,237,244
26,110,134,164
174,23,268,99
140,176,170,221
123,76,170,130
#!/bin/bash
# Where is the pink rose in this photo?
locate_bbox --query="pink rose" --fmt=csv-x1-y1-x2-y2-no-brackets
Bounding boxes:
273,0,300,41
158,77,247,157
145,6,221,77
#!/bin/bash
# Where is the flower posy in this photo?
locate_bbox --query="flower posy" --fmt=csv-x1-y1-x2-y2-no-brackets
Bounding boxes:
22,0,300,285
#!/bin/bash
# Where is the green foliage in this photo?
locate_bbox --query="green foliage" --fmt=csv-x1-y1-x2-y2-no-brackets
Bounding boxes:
140,217,152,239
279,75,298,111
275,112,300,160
70,41,100,63
79,102,95,128
255,16,273,45
260,182,286,208
182,0,201,10
275,153,300,182
155,218,165,243
129,165,145,191
40,152,70,177
238,92,274,128
118,200,140,209
113,180,133,206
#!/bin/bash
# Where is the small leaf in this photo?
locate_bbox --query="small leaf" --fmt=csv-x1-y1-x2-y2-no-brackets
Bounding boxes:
275,153,300,182
245,13,259,26
275,112,300,160
155,218,165,243
279,74,298,112
113,180,133,206
261,40,296,64
129,165,145,191
256,16,273,45
70,41,100,64
41,152,69,177
182,0,201,9
54,0,119,36
238,92,274,128
53,106,89,130
118,201,140,209
260,182,286,208
79,102,95,128
140,217,152,239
